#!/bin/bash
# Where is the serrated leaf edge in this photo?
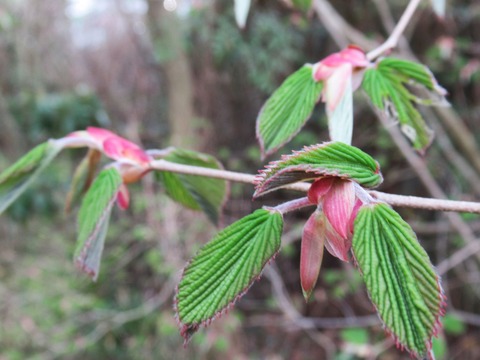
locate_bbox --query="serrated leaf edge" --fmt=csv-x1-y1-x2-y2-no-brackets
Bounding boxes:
256,64,322,159
174,209,283,344
351,203,447,359
254,142,382,198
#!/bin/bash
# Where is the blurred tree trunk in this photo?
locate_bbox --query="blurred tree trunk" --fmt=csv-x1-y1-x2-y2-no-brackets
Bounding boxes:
146,2,202,150
0,93,24,157
145,2,215,271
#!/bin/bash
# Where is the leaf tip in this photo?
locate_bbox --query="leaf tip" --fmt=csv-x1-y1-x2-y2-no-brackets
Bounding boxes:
179,323,200,346
74,257,99,281
302,288,313,302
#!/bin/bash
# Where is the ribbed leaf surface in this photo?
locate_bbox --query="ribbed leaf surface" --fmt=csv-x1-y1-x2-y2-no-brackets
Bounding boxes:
256,65,323,158
362,58,447,153
75,167,123,280
156,148,228,225
352,203,445,359
254,142,382,198
176,209,283,341
0,141,62,214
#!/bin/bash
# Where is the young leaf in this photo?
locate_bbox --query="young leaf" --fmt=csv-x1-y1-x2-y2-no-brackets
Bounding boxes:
256,65,323,158
362,57,447,153
65,149,102,213
300,209,325,301
234,0,251,29
254,141,382,198
175,208,283,342
352,203,445,359
156,148,228,225
0,140,62,214
326,65,353,145
75,167,123,281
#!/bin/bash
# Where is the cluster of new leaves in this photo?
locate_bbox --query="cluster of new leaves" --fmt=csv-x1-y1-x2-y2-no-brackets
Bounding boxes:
0,127,228,280
176,46,448,360
0,44,450,360
256,46,447,157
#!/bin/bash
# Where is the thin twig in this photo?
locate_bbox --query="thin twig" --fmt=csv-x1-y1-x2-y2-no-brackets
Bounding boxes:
381,115,480,292
312,0,377,50
366,0,422,60
149,159,480,213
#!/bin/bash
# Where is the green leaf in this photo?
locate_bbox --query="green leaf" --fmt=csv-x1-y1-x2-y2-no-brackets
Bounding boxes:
292,0,312,12
352,203,445,358
175,208,283,342
75,167,123,281
0,140,62,215
442,314,466,335
256,65,323,158
156,148,228,225
254,141,382,198
362,57,447,152
432,336,447,360
65,149,101,213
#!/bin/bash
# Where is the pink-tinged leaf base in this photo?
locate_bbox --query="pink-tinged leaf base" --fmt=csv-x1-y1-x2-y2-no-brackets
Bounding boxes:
307,177,335,204
313,45,369,82
324,215,351,262
323,180,355,239
300,210,325,301
103,136,150,166
254,142,383,198
66,127,152,168
324,63,352,112
117,184,130,210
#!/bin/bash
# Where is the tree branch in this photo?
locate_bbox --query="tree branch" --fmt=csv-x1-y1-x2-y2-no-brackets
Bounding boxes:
149,159,480,213
366,0,422,60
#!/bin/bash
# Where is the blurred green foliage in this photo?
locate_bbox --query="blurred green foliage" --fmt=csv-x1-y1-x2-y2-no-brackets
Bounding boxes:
9,89,108,142
189,8,305,93
340,328,369,345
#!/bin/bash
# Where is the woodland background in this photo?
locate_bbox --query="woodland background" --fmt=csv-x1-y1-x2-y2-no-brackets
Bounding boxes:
0,0,479,359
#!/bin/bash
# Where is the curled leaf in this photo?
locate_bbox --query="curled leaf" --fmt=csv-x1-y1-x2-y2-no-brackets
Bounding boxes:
362,57,448,153
75,168,123,281
254,141,382,198
65,149,102,213
300,210,325,301
325,64,353,144
322,180,355,239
